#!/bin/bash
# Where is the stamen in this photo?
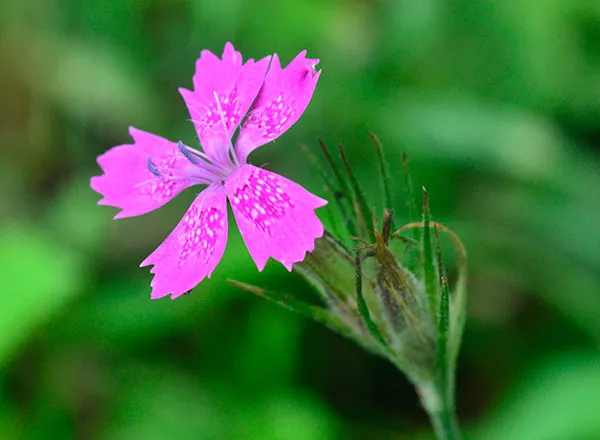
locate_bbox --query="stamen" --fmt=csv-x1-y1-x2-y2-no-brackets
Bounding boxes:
179,139,212,162
147,158,162,177
178,141,200,164
185,155,227,179
148,166,188,176
213,91,240,167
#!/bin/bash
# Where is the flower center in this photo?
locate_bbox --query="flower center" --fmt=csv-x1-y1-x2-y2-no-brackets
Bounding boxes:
146,141,237,187
145,91,242,187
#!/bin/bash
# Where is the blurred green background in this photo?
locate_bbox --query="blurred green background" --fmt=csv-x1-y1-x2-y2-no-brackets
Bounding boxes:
1,0,600,439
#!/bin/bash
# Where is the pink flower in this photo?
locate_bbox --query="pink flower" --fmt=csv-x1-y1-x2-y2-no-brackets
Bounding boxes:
91,43,326,299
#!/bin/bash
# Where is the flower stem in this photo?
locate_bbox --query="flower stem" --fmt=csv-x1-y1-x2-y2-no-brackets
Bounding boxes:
427,406,461,440
416,380,462,440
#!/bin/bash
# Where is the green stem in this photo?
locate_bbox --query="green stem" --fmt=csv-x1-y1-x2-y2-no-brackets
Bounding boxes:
428,408,461,440
416,380,462,440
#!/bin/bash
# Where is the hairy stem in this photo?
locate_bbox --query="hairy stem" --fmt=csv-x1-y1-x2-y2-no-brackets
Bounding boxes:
416,380,462,440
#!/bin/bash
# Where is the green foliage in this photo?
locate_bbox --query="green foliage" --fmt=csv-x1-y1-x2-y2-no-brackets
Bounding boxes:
0,224,83,361
475,351,600,440
2,0,600,438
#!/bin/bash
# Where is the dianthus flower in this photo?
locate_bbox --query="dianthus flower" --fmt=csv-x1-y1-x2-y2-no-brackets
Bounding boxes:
91,43,326,299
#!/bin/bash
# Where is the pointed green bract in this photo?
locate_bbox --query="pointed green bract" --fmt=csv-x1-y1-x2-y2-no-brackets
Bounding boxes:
421,188,439,316
371,133,394,227
293,234,397,358
296,233,355,305
401,153,421,271
354,248,389,348
227,280,356,342
444,229,468,366
434,226,450,395
338,145,373,238
325,205,348,244
302,144,354,240
300,144,338,195
318,140,358,237
403,153,420,236
234,135,468,440
438,276,451,396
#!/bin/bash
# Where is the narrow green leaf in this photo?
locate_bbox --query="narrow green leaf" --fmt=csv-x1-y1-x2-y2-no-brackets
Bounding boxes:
325,205,347,243
321,229,352,254
394,234,419,250
338,145,373,237
294,232,355,305
302,258,352,304
370,133,395,224
422,187,438,316
391,221,468,365
401,153,421,271
434,225,446,324
300,144,337,195
354,248,389,348
229,280,375,353
318,140,357,236
403,152,420,240
434,226,450,388
444,230,468,366
228,280,349,334
301,144,353,239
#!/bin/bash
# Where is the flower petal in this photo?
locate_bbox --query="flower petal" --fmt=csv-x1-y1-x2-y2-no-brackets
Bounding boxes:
141,185,228,299
90,127,196,219
235,51,321,163
225,165,327,271
179,42,271,165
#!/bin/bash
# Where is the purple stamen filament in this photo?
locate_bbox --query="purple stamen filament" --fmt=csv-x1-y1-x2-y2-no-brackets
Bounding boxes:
146,140,234,189
177,141,201,164
145,89,248,189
